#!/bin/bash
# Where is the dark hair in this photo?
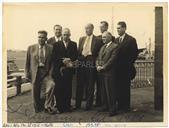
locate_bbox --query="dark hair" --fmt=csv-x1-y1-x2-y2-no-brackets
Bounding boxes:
118,21,127,28
86,23,94,29
38,30,48,36
100,21,109,27
53,24,62,30
90,24,94,29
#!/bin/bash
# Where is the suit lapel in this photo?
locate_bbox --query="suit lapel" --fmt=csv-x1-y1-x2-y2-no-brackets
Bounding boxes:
60,41,67,51
101,44,107,59
80,37,86,53
91,35,96,52
122,34,128,44
53,37,56,43
66,41,71,50
34,44,39,63
118,34,129,49
45,44,49,63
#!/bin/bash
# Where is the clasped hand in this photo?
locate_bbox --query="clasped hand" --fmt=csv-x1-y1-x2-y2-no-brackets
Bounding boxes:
97,66,104,72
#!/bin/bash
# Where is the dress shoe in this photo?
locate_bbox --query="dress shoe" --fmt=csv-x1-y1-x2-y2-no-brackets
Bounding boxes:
35,110,40,113
73,106,81,110
44,108,60,115
84,107,92,111
65,108,73,112
118,108,131,113
109,111,117,117
97,107,108,112
34,108,43,113
94,104,101,108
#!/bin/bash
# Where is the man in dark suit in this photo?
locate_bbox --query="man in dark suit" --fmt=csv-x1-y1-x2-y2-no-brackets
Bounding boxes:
115,21,138,112
52,28,78,112
25,30,59,114
95,21,115,107
47,24,62,45
96,31,119,116
74,23,103,110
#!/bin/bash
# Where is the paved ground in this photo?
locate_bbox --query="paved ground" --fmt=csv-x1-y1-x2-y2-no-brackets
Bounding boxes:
7,86,163,123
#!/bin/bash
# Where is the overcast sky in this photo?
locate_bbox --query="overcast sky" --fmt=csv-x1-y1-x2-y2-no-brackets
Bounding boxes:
3,3,156,50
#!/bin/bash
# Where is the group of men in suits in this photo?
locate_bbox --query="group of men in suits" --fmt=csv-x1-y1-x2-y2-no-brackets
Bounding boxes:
25,21,138,116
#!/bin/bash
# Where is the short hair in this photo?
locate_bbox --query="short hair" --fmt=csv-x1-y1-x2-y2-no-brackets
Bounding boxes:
53,24,62,30
100,21,109,27
38,30,47,36
118,21,127,28
86,23,94,29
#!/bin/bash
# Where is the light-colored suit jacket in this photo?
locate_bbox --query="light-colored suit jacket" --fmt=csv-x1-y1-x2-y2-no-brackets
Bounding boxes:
25,43,53,84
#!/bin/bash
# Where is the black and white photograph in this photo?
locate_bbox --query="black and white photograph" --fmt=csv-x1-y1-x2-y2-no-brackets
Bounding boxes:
2,2,168,127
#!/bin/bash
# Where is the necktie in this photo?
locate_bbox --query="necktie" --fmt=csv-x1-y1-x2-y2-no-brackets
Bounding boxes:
82,36,91,56
119,37,122,44
39,46,45,65
65,42,68,48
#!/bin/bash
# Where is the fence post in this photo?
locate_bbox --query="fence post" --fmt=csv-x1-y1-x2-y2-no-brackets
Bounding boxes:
15,76,22,95
154,7,163,110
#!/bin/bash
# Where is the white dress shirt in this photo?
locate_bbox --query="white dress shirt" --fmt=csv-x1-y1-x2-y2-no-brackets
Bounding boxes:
63,40,69,48
55,36,62,42
119,33,126,43
82,34,93,56
106,41,112,48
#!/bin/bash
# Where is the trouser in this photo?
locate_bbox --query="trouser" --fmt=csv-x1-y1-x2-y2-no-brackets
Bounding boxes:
32,67,56,111
95,73,102,106
101,73,117,112
117,72,131,110
54,69,73,111
76,56,96,108
62,69,73,110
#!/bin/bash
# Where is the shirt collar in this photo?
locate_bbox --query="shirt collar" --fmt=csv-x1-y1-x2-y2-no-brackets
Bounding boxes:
87,34,93,38
120,33,126,40
63,40,69,44
101,31,107,36
39,43,46,48
55,36,62,41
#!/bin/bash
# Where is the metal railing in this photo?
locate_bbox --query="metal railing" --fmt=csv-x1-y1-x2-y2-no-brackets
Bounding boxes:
131,60,154,88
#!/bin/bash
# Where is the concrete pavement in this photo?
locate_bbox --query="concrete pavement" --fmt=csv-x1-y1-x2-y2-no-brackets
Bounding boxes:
7,87,163,123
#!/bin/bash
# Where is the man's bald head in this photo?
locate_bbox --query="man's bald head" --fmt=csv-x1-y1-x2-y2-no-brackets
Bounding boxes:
102,31,112,44
85,23,94,36
62,28,71,42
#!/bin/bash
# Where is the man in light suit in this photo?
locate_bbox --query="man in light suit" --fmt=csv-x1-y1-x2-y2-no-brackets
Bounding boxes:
95,21,115,107
25,30,59,114
47,24,62,45
74,23,103,110
96,31,119,117
115,21,138,112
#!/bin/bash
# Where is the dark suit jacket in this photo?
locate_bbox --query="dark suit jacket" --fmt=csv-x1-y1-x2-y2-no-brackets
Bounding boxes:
115,33,138,79
96,42,119,74
25,43,53,84
78,35,103,61
47,36,62,46
52,40,78,79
